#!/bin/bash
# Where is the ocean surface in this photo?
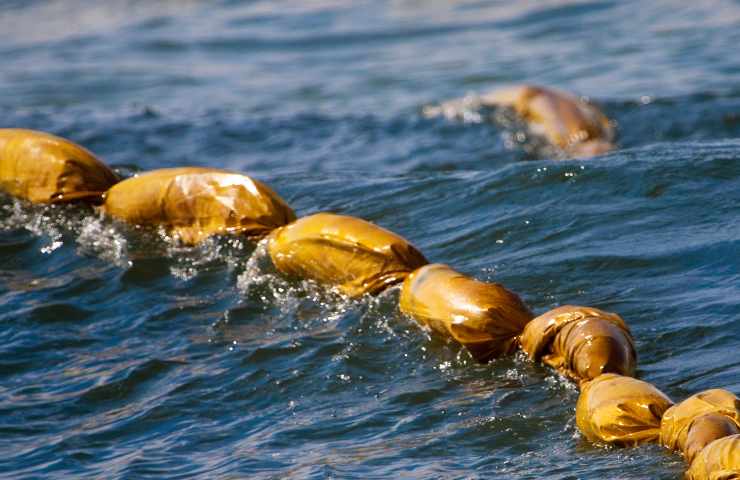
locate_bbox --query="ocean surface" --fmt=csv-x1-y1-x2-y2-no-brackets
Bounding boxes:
2,1,740,478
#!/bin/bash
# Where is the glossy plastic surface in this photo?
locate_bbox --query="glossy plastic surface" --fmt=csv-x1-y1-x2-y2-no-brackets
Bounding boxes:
686,434,740,480
576,373,673,446
686,414,740,465
267,213,428,297
102,167,295,244
399,264,533,362
481,85,615,157
520,305,635,383
0,128,119,203
660,389,740,460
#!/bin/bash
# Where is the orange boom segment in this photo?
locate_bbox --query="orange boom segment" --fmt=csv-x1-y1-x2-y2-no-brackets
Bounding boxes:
482,85,615,157
102,167,296,244
267,213,428,297
520,305,636,384
660,389,740,461
0,128,119,203
399,263,533,362
685,413,740,465
576,373,673,446
686,434,740,480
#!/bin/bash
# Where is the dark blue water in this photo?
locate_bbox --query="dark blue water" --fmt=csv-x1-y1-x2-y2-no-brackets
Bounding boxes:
2,1,740,478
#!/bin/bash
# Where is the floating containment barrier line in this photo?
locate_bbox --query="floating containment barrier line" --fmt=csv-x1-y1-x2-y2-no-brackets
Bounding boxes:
399,263,533,363
425,84,616,159
519,305,636,384
0,128,119,203
686,434,740,480
660,389,740,462
576,373,673,446
101,167,296,245
3,126,738,478
267,212,428,297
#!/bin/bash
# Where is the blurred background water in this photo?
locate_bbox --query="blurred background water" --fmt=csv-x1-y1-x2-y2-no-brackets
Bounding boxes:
1,1,740,478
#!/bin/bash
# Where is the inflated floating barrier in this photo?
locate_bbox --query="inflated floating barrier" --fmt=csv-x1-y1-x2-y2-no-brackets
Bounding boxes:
519,305,636,384
428,84,615,158
0,128,119,203
685,413,740,465
102,167,296,245
576,373,673,446
399,263,533,363
685,434,740,480
660,389,740,462
267,212,428,297
3,124,735,479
